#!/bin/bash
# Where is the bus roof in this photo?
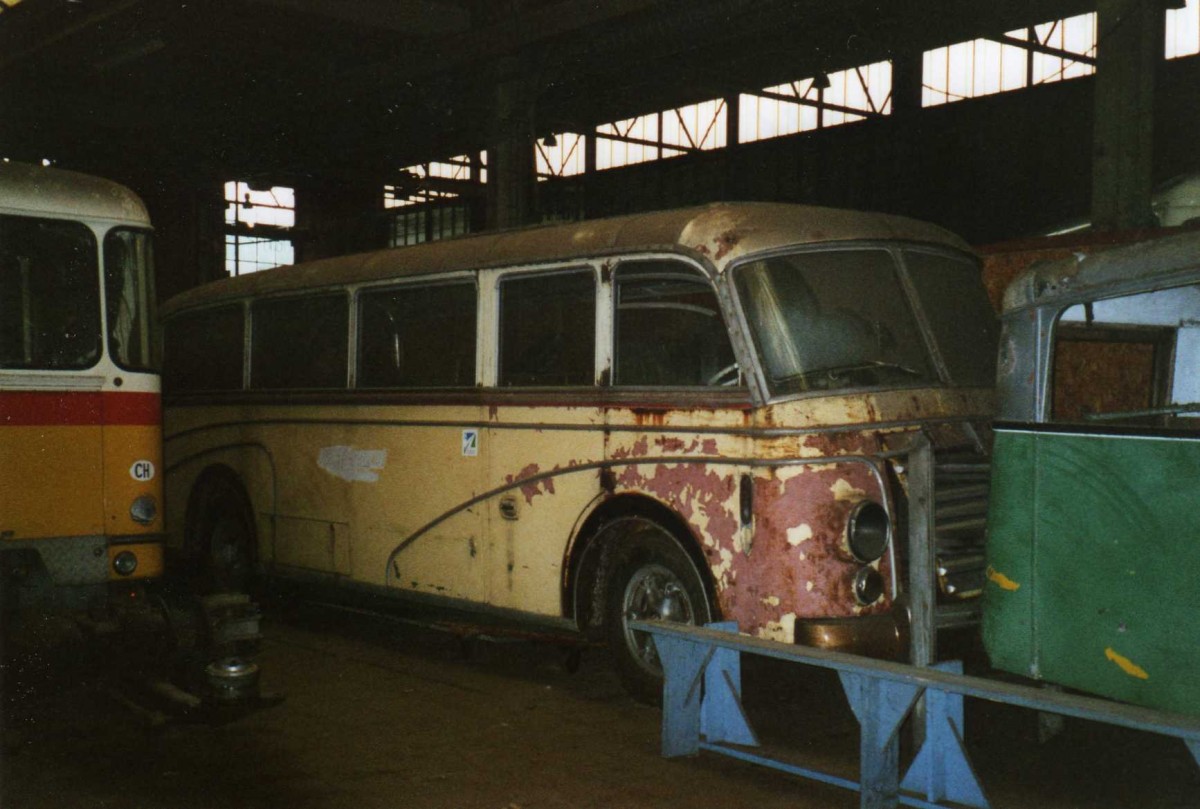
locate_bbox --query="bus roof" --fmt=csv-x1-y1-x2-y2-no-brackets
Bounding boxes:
1001,228,1200,316
0,161,151,226
162,201,969,315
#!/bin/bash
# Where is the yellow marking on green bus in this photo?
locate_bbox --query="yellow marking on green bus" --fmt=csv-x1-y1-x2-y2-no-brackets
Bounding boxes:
986,565,1021,591
1105,647,1150,680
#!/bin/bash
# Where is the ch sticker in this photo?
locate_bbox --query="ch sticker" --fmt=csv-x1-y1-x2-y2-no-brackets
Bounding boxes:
130,460,156,482
462,429,479,457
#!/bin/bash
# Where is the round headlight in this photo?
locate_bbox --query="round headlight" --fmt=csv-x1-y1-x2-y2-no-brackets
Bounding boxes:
854,566,884,606
130,495,157,525
846,500,891,563
113,550,138,576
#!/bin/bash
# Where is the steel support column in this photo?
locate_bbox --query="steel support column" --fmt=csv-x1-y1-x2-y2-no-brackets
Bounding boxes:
1092,0,1162,230
486,58,537,230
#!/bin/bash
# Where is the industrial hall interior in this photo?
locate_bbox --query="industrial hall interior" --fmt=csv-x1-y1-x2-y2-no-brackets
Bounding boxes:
2,1,1199,808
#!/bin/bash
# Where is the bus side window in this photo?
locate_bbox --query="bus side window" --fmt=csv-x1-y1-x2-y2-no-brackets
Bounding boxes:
499,269,595,387
358,281,477,388
613,260,737,387
163,305,245,393
251,294,348,390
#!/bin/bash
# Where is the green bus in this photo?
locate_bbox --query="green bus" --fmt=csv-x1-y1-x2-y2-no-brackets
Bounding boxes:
984,230,1200,716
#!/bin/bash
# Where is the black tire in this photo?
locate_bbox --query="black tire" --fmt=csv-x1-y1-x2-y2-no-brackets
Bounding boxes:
192,476,256,595
603,525,713,704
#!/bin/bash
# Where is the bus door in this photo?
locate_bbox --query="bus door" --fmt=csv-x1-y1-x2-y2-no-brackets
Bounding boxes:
485,267,604,615
985,281,1200,716
355,280,489,599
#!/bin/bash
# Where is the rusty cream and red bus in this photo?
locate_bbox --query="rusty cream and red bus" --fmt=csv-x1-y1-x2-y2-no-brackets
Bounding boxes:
161,202,995,698
1,162,162,615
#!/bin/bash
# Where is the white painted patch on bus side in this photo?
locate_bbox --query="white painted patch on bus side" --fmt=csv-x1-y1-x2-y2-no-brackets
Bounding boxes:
318,446,388,483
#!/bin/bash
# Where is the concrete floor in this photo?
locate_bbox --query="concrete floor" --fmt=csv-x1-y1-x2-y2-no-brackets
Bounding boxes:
2,599,1198,809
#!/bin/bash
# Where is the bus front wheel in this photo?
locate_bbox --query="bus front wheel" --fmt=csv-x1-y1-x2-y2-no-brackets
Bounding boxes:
603,527,712,704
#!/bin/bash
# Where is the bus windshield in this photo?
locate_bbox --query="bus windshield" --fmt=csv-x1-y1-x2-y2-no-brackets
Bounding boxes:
0,215,101,370
105,228,159,372
735,248,936,395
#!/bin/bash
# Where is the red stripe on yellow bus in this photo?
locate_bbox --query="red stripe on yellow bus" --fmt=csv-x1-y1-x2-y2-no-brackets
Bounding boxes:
0,391,160,427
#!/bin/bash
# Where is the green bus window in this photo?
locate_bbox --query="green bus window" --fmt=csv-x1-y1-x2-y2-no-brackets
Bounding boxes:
499,269,595,387
358,282,476,388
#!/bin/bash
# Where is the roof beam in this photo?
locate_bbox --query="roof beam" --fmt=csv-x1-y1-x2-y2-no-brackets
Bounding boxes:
242,0,469,36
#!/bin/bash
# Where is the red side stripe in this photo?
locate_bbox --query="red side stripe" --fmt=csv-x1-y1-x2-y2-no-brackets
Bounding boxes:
0,391,160,426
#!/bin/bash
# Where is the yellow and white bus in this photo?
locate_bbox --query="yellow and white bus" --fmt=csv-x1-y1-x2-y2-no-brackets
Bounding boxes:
161,202,996,698
1,162,162,615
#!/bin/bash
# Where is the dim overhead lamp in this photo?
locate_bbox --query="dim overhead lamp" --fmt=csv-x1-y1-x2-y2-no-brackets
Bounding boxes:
812,72,831,90
541,133,558,148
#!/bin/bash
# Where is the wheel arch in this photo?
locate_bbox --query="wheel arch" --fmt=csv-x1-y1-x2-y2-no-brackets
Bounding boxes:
183,463,258,565
564,493,719,637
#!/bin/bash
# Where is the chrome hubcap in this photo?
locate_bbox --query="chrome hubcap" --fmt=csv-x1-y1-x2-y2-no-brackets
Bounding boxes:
621,563,697,676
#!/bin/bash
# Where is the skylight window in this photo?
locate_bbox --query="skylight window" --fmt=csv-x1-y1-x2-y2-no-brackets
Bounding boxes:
595,98,726,170
922,12,1096,107
739,60,892,143
536,133,586,179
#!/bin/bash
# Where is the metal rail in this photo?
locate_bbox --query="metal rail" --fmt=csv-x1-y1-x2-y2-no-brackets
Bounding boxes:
637,620,1200,809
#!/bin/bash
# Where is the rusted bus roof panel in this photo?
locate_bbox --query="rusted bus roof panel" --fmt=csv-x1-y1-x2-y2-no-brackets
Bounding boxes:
0,161,151,226
162,202,970,316
1000,228,1200,315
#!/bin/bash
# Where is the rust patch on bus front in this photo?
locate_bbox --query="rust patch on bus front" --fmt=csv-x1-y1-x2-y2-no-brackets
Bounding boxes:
613,462,740,559
723,462,890,639
713,229,741,261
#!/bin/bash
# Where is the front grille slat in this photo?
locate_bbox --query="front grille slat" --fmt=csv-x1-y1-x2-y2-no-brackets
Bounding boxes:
933,449,991,604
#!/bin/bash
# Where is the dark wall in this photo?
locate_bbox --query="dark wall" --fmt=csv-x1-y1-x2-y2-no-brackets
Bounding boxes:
547,57,1200,245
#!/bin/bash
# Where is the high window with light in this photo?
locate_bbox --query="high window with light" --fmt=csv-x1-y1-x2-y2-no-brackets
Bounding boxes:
739,61,892,144
224,181,295,276
922,13,1097,107
385,154,480,247
1167,0,1200,59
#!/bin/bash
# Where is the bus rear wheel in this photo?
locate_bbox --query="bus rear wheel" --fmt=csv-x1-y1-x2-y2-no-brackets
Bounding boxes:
191,477,255,595
604,527,712,704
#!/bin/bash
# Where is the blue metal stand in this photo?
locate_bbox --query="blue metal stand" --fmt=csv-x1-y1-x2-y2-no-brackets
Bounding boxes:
900,662,989,808
642,621,1200,809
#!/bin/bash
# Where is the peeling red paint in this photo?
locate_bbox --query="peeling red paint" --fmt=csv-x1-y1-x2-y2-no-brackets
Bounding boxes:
609,435,649,460
731,462,890,634
801,430,879,458
505,462,555,505
654,435,711,455
613,462,739,553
